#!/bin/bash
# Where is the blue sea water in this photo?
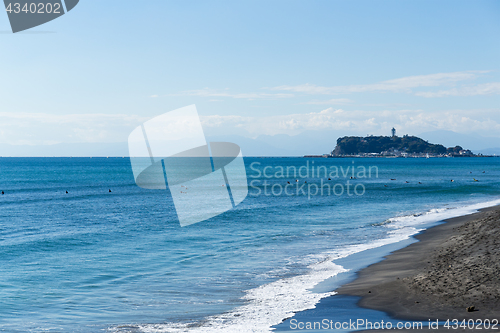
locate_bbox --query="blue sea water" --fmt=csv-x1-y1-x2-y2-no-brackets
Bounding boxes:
1,157,500,333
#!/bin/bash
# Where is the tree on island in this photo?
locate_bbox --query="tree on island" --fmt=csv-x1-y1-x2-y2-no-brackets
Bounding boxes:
331,135,469,156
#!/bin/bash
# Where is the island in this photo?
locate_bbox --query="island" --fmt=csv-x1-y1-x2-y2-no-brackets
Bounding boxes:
304,129,486,158
330,135,474,157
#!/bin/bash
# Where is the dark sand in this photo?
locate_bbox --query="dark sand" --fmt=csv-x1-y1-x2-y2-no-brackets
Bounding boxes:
337,206,500,331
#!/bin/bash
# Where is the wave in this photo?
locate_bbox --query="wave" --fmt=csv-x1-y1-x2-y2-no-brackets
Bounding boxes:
374,198,500,229
112,235,420,333
111,197,500,333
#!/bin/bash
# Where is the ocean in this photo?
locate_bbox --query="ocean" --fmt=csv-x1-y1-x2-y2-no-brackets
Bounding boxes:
1,157,499,333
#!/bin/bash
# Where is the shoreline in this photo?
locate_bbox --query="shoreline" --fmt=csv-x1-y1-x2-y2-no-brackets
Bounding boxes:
336,205,500,324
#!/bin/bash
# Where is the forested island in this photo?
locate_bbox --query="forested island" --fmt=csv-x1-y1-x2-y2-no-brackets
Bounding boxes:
328,135,475,157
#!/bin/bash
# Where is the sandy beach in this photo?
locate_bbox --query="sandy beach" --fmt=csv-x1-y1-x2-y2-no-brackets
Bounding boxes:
337,206,500,331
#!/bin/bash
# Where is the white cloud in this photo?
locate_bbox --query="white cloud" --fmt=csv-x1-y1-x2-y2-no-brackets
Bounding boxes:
303,98,353,105
2,107,500,147
415,82,500,97
201,107,500,137
270,70,491,95
0,112,148,145
170,88,294,100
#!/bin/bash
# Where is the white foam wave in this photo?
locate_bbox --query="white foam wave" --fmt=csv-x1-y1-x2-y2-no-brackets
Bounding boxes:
380,198,500,230
121,233,420,333
114,198,500,333
126,260,346,333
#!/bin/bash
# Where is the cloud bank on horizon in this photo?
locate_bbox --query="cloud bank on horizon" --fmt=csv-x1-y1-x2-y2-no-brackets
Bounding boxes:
1,70,499,146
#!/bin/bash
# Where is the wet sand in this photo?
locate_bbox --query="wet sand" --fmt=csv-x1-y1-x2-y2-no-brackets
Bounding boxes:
337,206,500,331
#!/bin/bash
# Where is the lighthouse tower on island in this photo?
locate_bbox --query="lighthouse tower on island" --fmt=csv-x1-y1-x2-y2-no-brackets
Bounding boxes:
391,127,396,137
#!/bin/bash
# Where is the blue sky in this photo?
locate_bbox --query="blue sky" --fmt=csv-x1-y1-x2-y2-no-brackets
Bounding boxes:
1,0,499,147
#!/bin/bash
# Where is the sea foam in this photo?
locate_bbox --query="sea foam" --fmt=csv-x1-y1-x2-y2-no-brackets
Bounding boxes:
114,198,500,333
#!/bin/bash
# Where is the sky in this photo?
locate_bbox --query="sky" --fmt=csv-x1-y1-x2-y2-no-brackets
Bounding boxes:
0,0,499,151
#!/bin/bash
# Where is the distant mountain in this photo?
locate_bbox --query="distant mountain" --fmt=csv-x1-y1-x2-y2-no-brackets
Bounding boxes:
475,147,500,156
210,130,354,156
4,129,493,157
255,129,354,156
418,130,500,153
205,135,295,156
